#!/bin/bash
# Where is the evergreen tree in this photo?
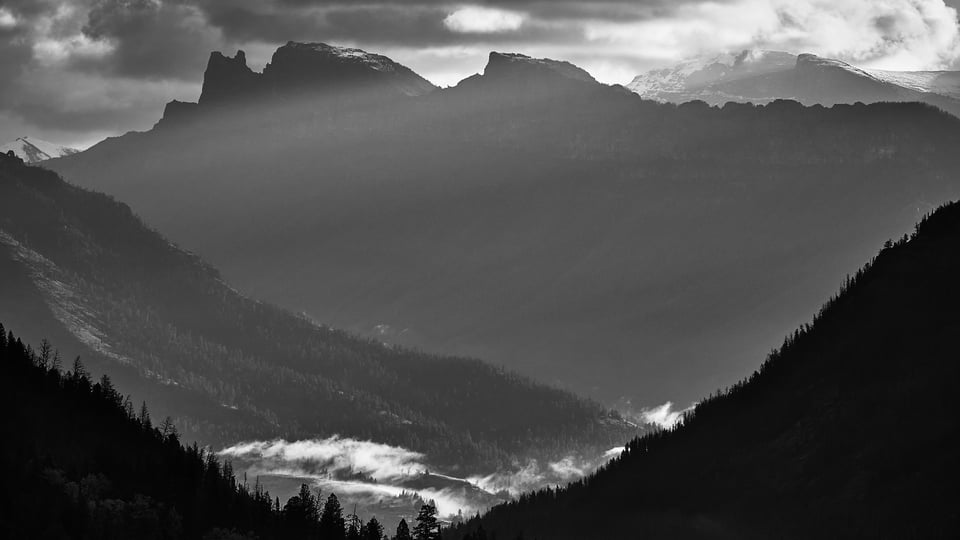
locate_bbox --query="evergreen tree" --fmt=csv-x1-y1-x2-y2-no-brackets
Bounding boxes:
394,518,412,540
363,516,384,540
412,503,439,540
99,374,120,405
138,400,152,429
346,504,362,540
38,338,52,368
282,483,319,538
319,493,346,540
71,356,87,380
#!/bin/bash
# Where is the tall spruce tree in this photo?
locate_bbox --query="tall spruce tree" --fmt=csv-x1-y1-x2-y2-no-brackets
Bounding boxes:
412,503,439,540
319,493,346,540
394,518,412,540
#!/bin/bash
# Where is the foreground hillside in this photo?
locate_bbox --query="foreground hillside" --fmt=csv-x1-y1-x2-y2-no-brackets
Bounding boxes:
1,324,412,540
50,43,960,408
451,202,960,539
0,151,636,474
0,324,282,539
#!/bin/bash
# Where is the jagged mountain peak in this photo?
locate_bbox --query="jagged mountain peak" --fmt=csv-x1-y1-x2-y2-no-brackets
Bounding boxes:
191,41,435,111
198,49,258,105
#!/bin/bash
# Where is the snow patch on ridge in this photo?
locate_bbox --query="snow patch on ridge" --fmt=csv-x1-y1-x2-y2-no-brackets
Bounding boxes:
0,136,78,164
0,231,130,365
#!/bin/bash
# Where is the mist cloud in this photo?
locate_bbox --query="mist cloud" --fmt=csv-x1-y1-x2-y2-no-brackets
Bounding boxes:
220,437,427,481
639,401,693,429
219,436,623,518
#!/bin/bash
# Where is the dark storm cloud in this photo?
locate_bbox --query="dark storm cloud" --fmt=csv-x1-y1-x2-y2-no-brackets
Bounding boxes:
197,0,653,47
0,0,959,145
80,0,221,80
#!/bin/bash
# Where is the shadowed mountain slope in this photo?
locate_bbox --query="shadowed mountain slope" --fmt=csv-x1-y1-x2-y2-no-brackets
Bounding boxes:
450,202,960,539
0,151,637,474
49,44,960,409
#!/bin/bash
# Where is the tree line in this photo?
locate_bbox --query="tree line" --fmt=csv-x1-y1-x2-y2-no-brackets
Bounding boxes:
0,321,447,539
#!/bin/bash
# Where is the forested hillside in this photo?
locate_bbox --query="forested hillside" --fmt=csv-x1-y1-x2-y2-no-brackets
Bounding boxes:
450,202,960,539
0,323,281,539
0,324,441,540
51,45,960,407
0,151,636,473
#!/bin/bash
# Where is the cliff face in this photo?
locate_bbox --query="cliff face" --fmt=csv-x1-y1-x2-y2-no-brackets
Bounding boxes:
164,42,436,124
198,50,260,106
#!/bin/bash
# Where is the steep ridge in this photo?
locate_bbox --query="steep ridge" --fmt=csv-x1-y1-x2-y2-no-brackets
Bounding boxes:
0,151,637,475
160,41,435,128
451,201,960,539
48,45,960,410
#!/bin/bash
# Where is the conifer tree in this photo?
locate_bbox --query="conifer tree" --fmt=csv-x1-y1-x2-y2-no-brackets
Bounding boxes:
363,516,384,540
139,401,152,429
319,493,346,540
413,503,439,540
394,518,412,540
38,338,52,369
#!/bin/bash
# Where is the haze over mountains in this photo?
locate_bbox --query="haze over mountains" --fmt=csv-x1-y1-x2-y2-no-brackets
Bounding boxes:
0,150,636,523
452,200,960,539
49,41,960,410
628,49,960,116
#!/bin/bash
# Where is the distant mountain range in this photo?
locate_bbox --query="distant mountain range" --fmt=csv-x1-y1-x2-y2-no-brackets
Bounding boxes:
451,201,960,539
0,136,78,163
0,150,636,479
627,50,960,116
48,41,960,412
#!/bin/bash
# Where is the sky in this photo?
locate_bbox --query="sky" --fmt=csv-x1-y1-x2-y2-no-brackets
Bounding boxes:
1,0,960,148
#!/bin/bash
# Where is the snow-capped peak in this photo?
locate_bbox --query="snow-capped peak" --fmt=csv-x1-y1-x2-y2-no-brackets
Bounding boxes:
627,49,796,98
282,41,400,73
0,136,79,164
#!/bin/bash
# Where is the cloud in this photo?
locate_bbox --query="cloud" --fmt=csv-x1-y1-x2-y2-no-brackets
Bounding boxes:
638,401,692,429
584,0,960,70
219,437,623,519
2,0,960,144
219,437,427,481
0,8,18,29
466,449,622,497
444,6,526,33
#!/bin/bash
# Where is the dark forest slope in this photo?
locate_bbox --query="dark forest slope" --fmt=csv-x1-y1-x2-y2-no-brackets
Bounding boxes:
451,202,960,539
0,325,284,539
0,152,636,473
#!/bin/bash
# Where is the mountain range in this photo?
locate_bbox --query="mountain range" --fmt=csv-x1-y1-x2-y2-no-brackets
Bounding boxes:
5,37,960,538
47,41,960,410
627,50,960,117
450,200,960,539
0,150,636,480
